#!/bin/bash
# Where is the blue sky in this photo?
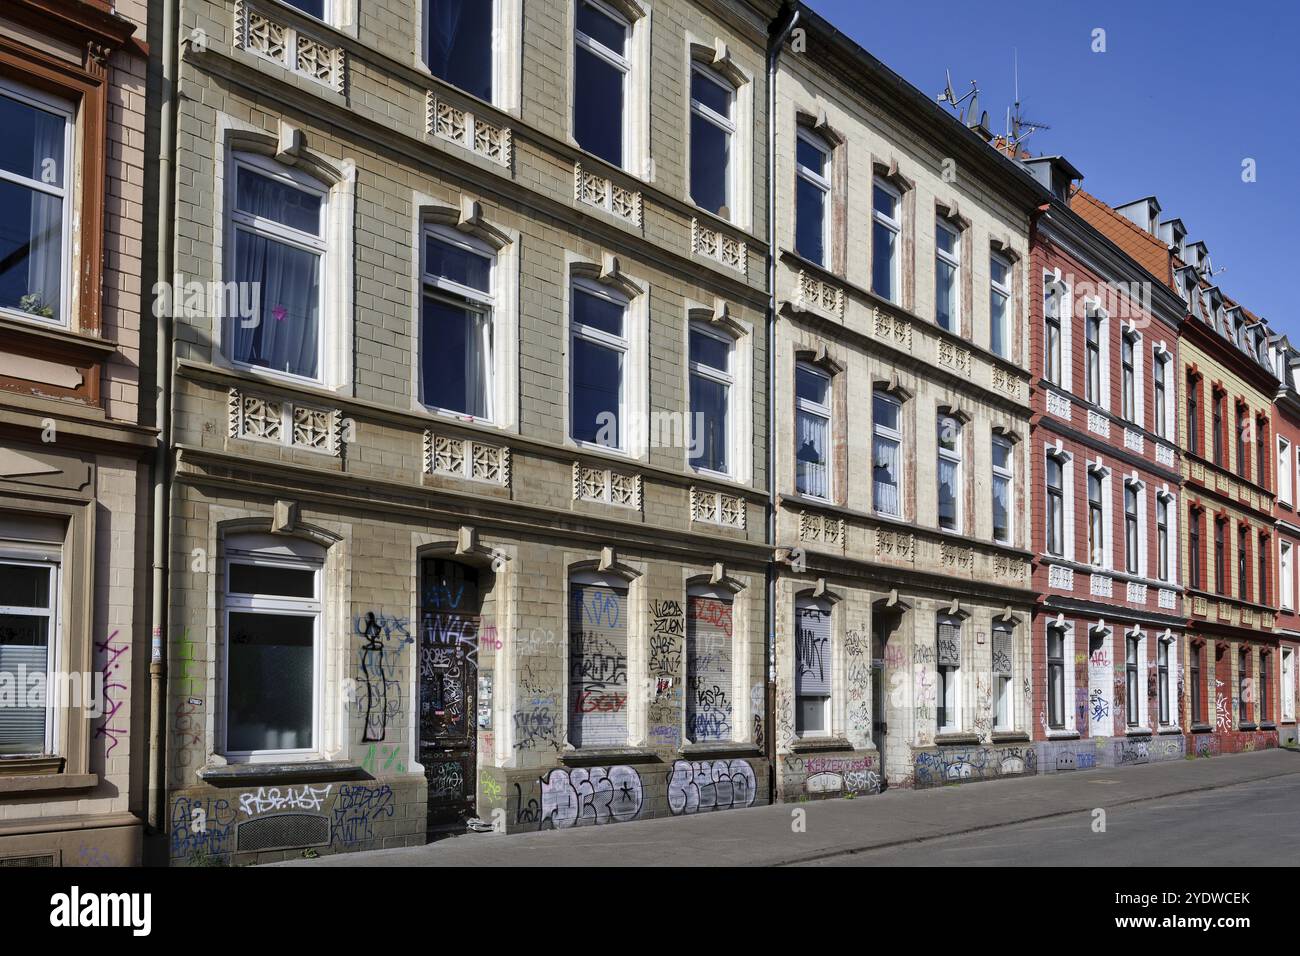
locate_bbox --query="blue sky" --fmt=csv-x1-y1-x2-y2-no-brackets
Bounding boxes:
807,0,1297,336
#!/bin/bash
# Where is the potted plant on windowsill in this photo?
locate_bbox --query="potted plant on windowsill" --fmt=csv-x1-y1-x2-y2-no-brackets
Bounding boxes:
19,292,54,319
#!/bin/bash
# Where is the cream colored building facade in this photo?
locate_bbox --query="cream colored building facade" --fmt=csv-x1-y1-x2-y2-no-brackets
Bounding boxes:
771,8,1044,795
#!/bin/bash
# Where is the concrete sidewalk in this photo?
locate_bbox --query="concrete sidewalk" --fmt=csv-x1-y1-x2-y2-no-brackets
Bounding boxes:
277,749,1300,867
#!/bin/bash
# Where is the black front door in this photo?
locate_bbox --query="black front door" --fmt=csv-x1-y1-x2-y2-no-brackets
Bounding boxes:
419,559,479,830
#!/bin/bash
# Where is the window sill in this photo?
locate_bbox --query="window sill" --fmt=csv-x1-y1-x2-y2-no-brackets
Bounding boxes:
1157,726,1183,735
1238,723,1258,732
0,773,97,796
789,736,853,753
560,748,661,767
0,755,64,777
1260,722,1277,731
679,741,763,759
1190,723,1212,733
196,760,366,784
991,731,1029,743
1046,730,1079,740
1125,727,1153,737
933,732,980,746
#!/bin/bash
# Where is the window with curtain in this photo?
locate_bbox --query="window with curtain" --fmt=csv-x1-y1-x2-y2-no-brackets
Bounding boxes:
689,323,732,475
1043,279,1062,386
689,65,735,218
937,414,962,533
570,280,628,449
1047,624,1065,730
795,131,829,266
1046,452,1064,557
1212,391,1224,464
0,556,57,755
1124,483,1139,575
424,0,495,102
1084,308,1102,404
1282,540,1294,610
1087,470,1104,567
1153,351,1167,437
229,158,325,381
421,226,495,420
1279,437,1292,505
1235,404,1248,478
1189,508,1202,588
1282,648,1294,721
992,434,1012,545
795,363,831,500
1186,372,1200,456
1121,330,1136,422
574,0,630,168
224,537,323,755
872,182,901,302
990,253,1010,357
0,82,71,325
1157,494,1170,582
872,390,902,516
934,216,959,332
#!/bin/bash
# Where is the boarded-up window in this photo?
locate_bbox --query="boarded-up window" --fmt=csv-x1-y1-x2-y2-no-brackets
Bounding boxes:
687,592,733,742
569,580,629,748
795,597,832,734
991,624,1013,675
937,618,961,666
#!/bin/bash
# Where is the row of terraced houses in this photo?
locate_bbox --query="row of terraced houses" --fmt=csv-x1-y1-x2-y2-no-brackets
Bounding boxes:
0,0,1295,866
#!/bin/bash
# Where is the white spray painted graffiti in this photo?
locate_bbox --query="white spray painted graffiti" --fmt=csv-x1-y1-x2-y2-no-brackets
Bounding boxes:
238,785,332,816
539,766,643,828
666,759,756,814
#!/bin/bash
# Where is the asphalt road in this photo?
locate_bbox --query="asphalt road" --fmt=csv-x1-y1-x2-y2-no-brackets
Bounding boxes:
799,771,1300,866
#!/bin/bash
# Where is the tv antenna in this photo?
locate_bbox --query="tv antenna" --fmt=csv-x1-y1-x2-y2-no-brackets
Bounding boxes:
936,69,988,132
1006,49,1049,151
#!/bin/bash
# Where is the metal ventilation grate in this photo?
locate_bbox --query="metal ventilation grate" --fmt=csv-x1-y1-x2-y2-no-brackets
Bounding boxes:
0,852,58,867
236,814,330,852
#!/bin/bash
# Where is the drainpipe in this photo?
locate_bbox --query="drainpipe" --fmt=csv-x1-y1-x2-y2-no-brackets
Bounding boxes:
147,0,180,833
765,2,799,806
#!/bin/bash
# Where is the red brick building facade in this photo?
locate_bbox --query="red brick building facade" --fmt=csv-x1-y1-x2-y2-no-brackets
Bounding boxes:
1024,160,1188,771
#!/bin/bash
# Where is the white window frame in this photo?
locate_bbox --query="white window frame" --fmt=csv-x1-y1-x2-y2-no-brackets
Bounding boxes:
992,622,1015,731
1084,303,1108,408
281,0,332,22
794,596,833,738
1086,463,1112,569
1280,436,1293,507
1045,447,1072,559
1043,275,1063,387
1157,634,1176,728
937,414,963,534
420,0,520,110
221,544,324,762
1283,647,1295,722
989,252,1012,358
1045,621,1075,733
871,389,903,518
569,276,630,453
688,62,736,217
573,0,632,170
934,215,960,333
0,555,60,756
1121,327,1138,423
794,361,832,501
1124,477,1146,578
419,223,497,423
0,79,75,329
225,152,330,386
1156,490,1174,583
936,616,962,733
688,320,735,479
794,128,831,267
1153,345,1172,439
992,433,1013,545
872,180,902,303
1282,539,1295,612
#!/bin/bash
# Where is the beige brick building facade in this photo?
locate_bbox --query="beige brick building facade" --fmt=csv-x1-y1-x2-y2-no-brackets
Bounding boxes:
0,0,151,866
770,9,1044,796
160,0,782,863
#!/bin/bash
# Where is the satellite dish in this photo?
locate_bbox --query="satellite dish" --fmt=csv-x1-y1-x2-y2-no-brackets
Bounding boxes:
936,68,956,105
967,92,979,127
